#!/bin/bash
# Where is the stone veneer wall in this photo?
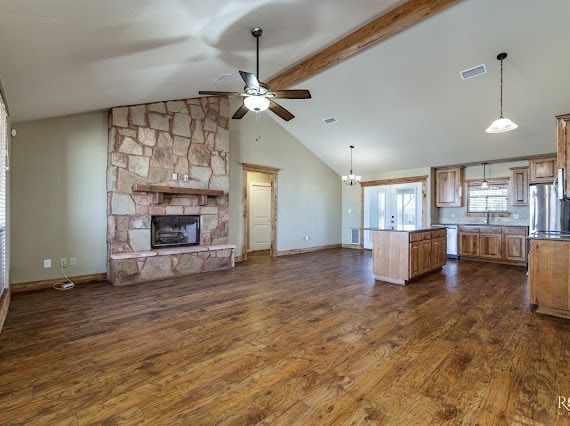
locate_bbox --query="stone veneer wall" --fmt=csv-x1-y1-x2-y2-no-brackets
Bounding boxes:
106,97,230,282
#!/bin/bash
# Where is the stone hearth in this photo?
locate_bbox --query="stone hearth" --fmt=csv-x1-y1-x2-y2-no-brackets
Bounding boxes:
106,97,234,285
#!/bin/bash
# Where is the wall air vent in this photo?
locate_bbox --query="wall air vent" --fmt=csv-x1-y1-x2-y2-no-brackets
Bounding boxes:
213,73,231,83
460,64,486,80
323,117,337,125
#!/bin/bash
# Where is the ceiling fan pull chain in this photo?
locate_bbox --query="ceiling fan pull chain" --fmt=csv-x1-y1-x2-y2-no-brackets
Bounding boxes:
256,112,262,142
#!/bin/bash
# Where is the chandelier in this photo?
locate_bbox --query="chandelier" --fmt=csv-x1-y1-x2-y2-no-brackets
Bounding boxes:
342,145,361,186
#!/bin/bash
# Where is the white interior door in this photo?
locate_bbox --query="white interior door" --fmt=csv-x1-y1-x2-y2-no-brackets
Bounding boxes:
249,182,272,251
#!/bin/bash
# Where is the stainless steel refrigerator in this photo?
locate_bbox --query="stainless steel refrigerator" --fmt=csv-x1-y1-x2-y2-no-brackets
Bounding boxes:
529,183,570,233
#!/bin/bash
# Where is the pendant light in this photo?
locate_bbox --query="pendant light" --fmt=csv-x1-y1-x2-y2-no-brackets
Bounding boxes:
486,52,518,133
481,162,488,189
342,145,361,186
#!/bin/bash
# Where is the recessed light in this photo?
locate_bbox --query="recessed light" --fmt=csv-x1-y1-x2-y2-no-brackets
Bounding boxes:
323,117,337,125
213,73,231,83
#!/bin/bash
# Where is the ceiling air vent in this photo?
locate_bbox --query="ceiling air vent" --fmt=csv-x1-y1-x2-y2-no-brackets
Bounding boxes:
213,73,231,83
323,117,337,125
460,64,486,80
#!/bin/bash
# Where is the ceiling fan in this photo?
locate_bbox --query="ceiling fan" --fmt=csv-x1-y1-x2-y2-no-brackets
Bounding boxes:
199,27,311,121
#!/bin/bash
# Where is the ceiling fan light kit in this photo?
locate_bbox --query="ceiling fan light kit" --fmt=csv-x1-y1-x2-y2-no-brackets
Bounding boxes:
199,27,311,121
486,52,518,134
342,145,361,186
244,95,270,112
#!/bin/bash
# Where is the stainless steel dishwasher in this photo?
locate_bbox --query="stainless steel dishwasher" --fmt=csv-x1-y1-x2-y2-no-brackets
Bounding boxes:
446,225,459,258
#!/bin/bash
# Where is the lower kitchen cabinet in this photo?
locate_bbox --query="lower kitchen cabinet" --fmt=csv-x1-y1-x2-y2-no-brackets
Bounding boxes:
479,228,502,260
409,239,431,278
529,238,570,318
503,229,527,262
431,237,447,269
459,228,479,257
458,226,527,265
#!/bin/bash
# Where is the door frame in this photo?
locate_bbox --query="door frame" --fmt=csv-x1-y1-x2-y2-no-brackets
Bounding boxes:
360,175,428,247
242,163,279,261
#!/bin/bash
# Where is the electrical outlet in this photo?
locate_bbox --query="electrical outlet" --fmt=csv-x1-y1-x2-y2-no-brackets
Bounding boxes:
172,172,178,180
69,257,77,266
60,258,68,268
512,213,520,219
43,259,52,269
183,174,189,181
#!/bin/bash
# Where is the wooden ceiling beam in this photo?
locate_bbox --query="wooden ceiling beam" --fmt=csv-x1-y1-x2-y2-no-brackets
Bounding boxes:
266,0,463,89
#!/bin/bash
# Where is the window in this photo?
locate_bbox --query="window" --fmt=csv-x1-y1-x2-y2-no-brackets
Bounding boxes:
467,180,509,212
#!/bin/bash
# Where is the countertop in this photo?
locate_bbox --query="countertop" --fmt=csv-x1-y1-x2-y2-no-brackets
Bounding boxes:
433,223,529,228
365,226,445,232
527,231,570,241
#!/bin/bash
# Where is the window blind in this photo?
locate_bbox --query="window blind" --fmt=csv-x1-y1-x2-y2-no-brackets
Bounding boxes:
467,180,509,213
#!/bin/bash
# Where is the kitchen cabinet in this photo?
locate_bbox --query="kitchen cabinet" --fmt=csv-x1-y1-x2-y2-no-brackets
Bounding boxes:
556,113,570,196
528,238,570,318
435,167,463,207
510,167,529,205
459,227,479,257
410,239,431,278
479,227,502,259
458,226,527,265
431,236,447,269
503,228,527,262
373,228,447,285
529,156,557,183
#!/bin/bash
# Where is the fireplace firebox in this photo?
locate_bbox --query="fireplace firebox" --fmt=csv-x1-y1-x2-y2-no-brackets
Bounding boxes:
151,215,200,248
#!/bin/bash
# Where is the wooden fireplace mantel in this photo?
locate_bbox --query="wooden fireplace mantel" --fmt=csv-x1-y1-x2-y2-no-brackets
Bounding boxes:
132,184,225,205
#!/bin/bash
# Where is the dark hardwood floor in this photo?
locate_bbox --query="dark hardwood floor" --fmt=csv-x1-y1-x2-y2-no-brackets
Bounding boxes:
1,249,570,425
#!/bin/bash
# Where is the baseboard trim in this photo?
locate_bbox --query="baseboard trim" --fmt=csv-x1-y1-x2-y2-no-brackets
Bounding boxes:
341,244,363,249
11,273,108,293
275,244,341,257
234,255,244,263
0,288,10,333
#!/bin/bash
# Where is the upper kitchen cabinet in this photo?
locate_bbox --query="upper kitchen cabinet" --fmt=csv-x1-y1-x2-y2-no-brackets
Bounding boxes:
529,156,557,183
556,113,570,196
435,167,463,207
510,167,529,205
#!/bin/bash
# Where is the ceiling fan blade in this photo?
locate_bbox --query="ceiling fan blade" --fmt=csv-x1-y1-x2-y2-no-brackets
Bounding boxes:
239,71,260,90
232,103,249,119
198,91,244,97
269,100,294,121
270,90,312,99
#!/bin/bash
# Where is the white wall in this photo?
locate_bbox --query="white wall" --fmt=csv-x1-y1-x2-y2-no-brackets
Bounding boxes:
10,112,107,283
229,101,341,255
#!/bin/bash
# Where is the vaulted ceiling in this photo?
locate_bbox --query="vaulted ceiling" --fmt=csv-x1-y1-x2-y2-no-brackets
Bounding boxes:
1,0,569,175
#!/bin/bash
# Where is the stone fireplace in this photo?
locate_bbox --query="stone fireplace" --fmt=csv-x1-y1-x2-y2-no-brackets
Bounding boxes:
106,97,235,285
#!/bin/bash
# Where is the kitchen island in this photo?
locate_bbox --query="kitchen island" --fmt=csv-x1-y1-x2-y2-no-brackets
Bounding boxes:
372,227,447,285
528,232,570,318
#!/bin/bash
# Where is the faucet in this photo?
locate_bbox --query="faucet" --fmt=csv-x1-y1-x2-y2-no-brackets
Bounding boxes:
484,211,490,225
